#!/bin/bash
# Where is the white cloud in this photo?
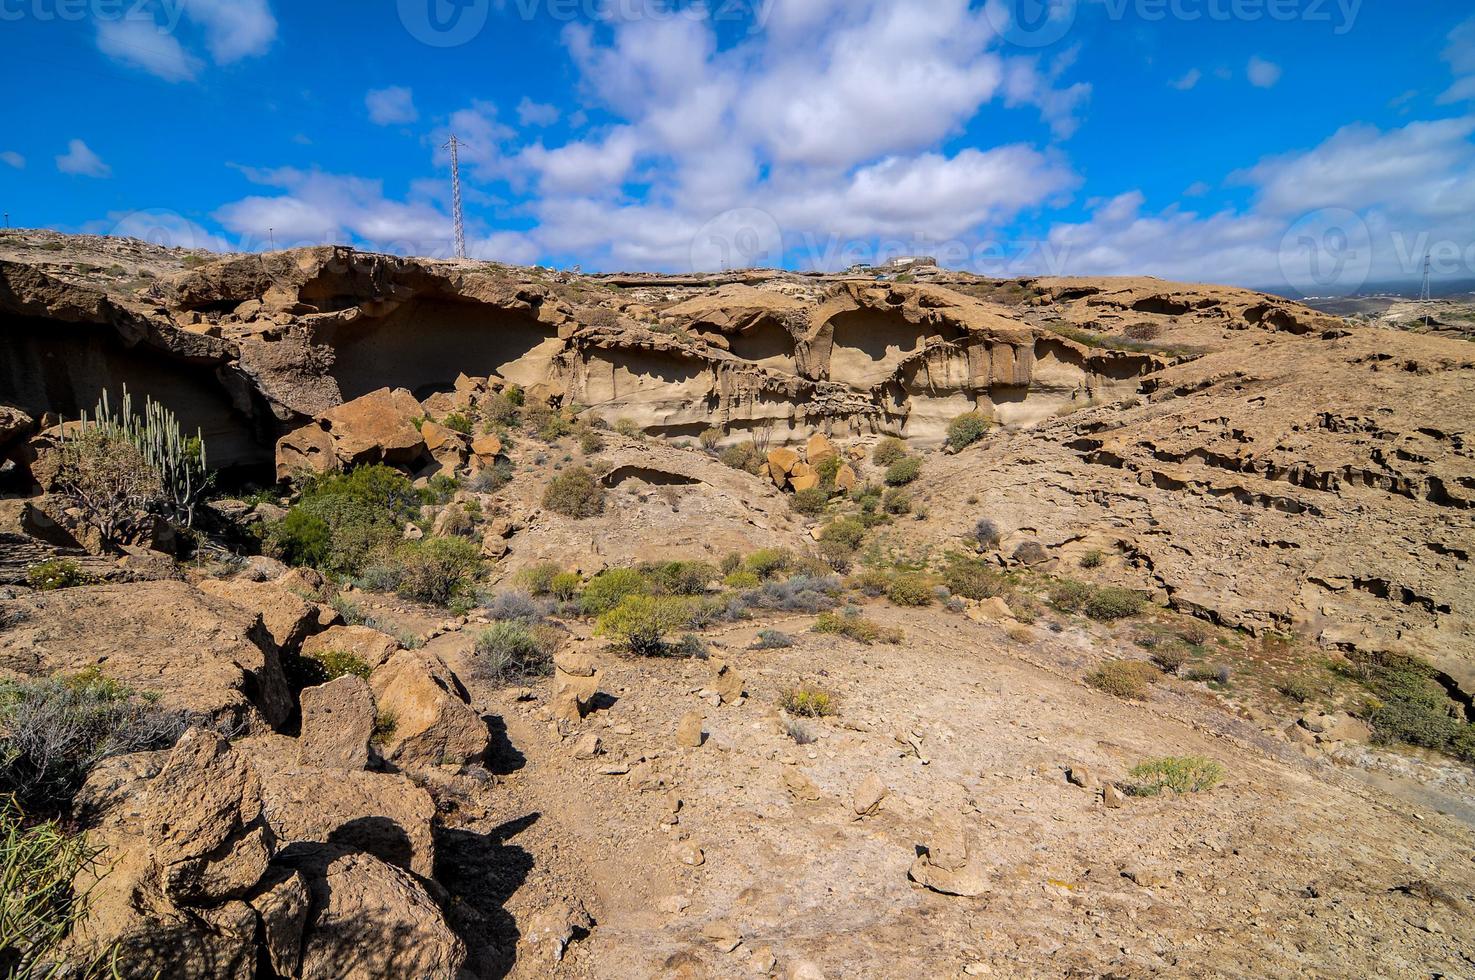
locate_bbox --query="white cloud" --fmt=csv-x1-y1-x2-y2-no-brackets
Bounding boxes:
366,87,418,126
470,231,541,265
517,98,561,127
1247,56,1282,89
1170,68,1201,91
95,16,202,82
56,140,111,178
1441,16,1475,103
93,0,275,81
0,151,24,169
518,128,641,195
183,0,278,64
1183,181,1210,197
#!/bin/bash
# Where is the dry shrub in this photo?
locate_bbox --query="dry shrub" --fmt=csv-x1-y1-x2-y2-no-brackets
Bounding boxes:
1086,660,1159,700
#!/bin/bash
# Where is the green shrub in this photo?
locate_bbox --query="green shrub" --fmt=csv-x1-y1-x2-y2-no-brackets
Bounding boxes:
370,536,482,607
813,609,903,645
818,519,866,553
474,622,558,685
872,438,907,466
484,391,521,427
1080,549,1105,569
779,686,836,718
1350,652,1475,762
719,442,765,475
1084,587,1145,621
516,562,564,596
1049,579,1093,613
1086,660,1158,700
578,428,605,455
944,557,1005,600
268,466,419,575
543,467,605,519
549,572,583,602
442,412,474,435
884,456,922,486
580,568,652,616
790,487,830,516
881,488,912,515
945,411,990,451
285,649,373,689
614,418,642,439
1129,757,1224,796
639,561,718,596
0,670,185,815
597,595,699,655
753,629,794,650
24,561,87,592
1277,677,1315,703
745,549,794,580
1,798,112,978
724,570,761,590
1150,646,1188,675
886,574,933,607
814,455,843,488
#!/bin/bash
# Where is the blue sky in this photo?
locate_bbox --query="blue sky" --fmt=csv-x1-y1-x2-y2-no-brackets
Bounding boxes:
1,0,1472,294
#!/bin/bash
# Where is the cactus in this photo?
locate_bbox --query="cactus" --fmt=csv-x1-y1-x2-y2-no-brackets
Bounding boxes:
72,386,212,528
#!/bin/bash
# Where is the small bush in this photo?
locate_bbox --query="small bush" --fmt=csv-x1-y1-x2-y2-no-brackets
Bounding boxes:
872,438,907,467
580,567,652,616
1184,664,1233,687
516,562,564,596
371,710,397,748
719,442,765,475
945,411,990,451
484,590,547,623
745,548,794,580
972,518,1002,549
1,798,111,977
638,560,718,597
1080,549,1105,569
577,428,605,455
699,428,724,451
0,670,188,814
724,570,761,590
886,574,933,607
474,622,557,685
543,467,605,519
1049,579,1093,613
741,575,843,614
753,629,794,650
24,561,87,592
1085,587,1145,621
470,460,514,494
1277,677,1315,703
790,487,830,516
442,412,474,435
550,572,583,602
1150,646,1188,675
881,488,912,515
1086,660,1158,700
779,686,836,718
268,465,419,576
884,456,922,486
944,557,1006,600
597,595,699,655
818,519,866,553
286,649,373,688
1350,652,1475,762
368,536,482,607
1128,757,1224,796
813,609,903,645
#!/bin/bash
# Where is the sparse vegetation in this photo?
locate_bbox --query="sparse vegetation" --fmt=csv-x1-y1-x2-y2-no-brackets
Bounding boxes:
579,567,651,616
268,465,420,576
753,629,795,650
883,456,922,486
1128,756,1224,796
1150,646,1188,675
885,573,933,607
814,609,903,645
699,427,724,451
1347,652,1475,762
597,595,699,655
872,438,907,467
790,486,830,516
779,685,836,718
943,556,1006,600
363,536,482,607
945,411,990,451
473,622,558,685
719,441,766,475
972,518,1001,549
1086,660,1158,700
24,561,87,592
543,467,606,518
1080,549,1105,569
1084,587,1145,621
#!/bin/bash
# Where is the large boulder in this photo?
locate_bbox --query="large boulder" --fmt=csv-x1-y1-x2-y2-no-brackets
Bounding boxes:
0,582,291,731
199,577,332,652
297,676,376,771
281,846,466,980
300,624,400,671
369,650,488,769
258,767,437,878
322,388,428,468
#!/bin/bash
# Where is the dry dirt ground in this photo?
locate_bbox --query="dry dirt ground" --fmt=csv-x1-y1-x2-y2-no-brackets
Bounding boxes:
403,599,1475,980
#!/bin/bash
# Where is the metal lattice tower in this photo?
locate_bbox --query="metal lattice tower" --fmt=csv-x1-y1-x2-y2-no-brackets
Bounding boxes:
1418,252,1433,329
444,133,467,261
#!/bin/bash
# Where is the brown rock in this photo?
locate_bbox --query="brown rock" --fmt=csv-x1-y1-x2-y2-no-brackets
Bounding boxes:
710,659,744,705
369,650,488,769
320,388,428,468
783,769,822,802
805,433,838,466
676,711,706,748
297,676,375,771
1103,783,1126,809
259,768,436,878
851,773,887,815
300,625,400,671
834,462,858,492
1067,764,1095,789
471,433,503,460
790,472,821,492
767,447,800,485
908,830,990,898
276,422,338,481
199,577,324,652
249,868,311,979
524,899,594,963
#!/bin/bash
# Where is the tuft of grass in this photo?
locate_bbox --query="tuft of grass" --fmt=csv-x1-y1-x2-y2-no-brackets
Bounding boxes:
813,609,903,646
779,685,836,718
1,798,113,977
1086,660,1159,700
1080,549,1105,570
24,560,88,592
543,466,606,519
1128,757,1224,796
945,412,991,451
473,621,558,685
883,456,922,486
752,629,795,650
370,710,397,748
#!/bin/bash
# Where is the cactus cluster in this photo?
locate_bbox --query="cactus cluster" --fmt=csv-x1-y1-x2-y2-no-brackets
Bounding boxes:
71,387,212,528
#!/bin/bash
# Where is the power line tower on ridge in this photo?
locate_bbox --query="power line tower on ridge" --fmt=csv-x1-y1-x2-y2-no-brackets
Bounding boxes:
443,133,467,261
1419,252,1432,330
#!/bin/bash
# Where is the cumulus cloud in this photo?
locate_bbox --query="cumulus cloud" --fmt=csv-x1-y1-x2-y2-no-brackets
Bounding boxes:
1,151,24,169
56,140,111,178
1440,16,1475,103
366,87,418,126
94,0,276,81
516,98,561,127
1170,68,1201,91
1247,56,1282,89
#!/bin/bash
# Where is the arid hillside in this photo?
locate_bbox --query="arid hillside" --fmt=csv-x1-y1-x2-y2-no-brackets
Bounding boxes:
1,231,1473,979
